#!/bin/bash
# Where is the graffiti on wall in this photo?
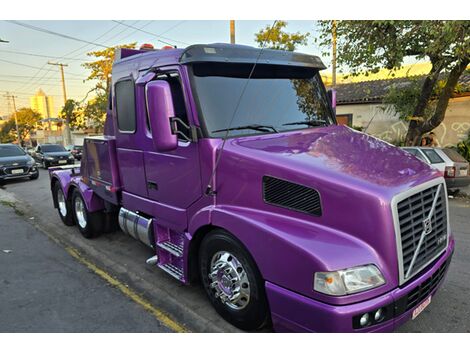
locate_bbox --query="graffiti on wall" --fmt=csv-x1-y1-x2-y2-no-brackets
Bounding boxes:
373,120,470,146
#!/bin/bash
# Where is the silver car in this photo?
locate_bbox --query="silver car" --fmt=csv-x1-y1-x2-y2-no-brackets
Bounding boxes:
402,147,470,189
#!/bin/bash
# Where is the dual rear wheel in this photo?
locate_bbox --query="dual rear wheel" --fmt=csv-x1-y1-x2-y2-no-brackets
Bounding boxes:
53,183,103,238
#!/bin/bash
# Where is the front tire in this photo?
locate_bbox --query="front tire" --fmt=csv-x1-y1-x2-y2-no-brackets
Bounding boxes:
199,229,269,331
71,189,103,238
42,160,49,169
53,182,74,226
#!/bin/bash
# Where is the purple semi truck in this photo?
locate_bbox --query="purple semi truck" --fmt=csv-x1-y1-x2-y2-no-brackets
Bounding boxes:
48,44,454,332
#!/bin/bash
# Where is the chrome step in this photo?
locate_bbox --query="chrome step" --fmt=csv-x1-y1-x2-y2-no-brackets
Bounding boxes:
157,241,183,257
158,263,183,280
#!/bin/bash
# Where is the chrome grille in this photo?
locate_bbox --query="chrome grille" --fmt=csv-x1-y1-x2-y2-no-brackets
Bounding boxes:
397,183,447,281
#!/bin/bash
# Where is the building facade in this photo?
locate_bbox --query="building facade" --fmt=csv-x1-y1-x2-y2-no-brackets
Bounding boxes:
30,89,55,119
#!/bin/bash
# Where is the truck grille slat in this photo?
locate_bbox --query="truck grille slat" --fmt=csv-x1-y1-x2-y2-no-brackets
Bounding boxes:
396,183,448,282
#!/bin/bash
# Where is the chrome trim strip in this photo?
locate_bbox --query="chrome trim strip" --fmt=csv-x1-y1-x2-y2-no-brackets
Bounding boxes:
391,177,450,285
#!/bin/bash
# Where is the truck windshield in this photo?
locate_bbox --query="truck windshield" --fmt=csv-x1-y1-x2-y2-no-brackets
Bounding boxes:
0,145,25,157
190,63,335,138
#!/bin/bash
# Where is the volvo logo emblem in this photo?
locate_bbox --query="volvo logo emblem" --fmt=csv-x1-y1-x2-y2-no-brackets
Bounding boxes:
423,218,433,235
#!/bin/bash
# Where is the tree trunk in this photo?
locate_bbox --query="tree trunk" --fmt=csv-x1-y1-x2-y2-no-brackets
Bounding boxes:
404,60,444,145
422,58,469,132
405,58,469,146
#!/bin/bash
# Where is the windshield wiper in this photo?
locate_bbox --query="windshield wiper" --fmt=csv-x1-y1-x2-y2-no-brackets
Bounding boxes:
282,119,328,127
212,124,278,134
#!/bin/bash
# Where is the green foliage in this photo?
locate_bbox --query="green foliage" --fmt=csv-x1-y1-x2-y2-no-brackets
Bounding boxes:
382,79,436,120
59,99,84,131
83,92,108,132
0,108,42,143
455,133,470,162
83,43,136,94
317,21,470,76
255,21,309,51
318,20,470,145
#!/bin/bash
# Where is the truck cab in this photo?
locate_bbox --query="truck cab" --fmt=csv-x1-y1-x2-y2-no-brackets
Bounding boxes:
49,43,454,332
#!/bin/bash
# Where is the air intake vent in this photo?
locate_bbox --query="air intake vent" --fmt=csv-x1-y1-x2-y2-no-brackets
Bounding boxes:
263,176,322,216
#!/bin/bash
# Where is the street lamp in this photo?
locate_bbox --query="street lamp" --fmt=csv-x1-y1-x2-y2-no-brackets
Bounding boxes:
0,38,9,43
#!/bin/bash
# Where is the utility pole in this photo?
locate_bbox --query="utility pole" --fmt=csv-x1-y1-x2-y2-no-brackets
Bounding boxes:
48,61,72,145
230,20,235,44
3,92,21,146
331,20,337,87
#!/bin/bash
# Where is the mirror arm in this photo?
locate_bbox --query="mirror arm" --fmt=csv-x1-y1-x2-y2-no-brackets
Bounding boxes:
170,117,194,142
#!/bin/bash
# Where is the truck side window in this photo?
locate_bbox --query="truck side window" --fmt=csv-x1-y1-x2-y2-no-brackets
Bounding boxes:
115,79,136,132
148,72,190,140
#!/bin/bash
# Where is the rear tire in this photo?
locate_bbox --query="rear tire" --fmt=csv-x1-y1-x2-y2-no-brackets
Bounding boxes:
71,189,103,238
53,182,74,226
199,229,269,331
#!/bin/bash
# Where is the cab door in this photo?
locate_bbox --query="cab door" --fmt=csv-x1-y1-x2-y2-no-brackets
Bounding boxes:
143,68,202,231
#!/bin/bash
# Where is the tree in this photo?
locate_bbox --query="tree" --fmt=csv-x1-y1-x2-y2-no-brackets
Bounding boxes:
59,99,85,131
83,92,108,132
255,21,309,51
0,108,42,144
318,20,470,145
82,43,136,95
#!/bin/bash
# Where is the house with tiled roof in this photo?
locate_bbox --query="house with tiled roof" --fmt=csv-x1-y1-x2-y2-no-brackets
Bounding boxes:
334,72,470,147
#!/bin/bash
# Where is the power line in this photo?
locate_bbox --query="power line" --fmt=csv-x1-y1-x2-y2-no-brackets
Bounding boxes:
112,20,189,46
7,20,111,49
0,74,85,81
0,58,85,78
0,49,88,62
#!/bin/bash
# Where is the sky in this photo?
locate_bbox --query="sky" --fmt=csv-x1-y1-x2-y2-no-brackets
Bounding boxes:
0,20,325,117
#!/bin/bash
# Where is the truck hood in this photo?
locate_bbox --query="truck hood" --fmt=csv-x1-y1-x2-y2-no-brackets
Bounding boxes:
225,125,439,196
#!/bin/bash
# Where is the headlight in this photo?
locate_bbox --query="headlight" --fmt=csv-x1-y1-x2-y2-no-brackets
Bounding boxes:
46,156,54,160
314,264,385,296
68,156,74,159
26,159,35,166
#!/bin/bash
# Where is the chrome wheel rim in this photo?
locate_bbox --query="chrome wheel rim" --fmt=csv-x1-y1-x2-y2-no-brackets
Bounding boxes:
209,251,250,310
74,196,87,228
57,190,67,217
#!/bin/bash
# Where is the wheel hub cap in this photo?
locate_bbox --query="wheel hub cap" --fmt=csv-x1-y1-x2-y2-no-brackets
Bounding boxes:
57,191,67,217
74,197,87,228
209,251,250,310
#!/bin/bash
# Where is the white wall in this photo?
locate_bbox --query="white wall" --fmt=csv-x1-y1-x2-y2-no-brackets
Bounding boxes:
337,96,470,146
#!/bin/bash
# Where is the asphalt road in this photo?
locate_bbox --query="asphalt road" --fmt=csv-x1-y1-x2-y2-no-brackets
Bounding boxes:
1,170,469,332
0,203,171,332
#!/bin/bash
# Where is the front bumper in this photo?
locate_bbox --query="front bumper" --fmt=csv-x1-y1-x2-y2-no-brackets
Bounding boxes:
445,176,470,189
0,166,38,180
266,240,454,332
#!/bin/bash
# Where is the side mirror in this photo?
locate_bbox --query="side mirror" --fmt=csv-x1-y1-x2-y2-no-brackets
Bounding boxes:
327,89,337,113
146,80,178,152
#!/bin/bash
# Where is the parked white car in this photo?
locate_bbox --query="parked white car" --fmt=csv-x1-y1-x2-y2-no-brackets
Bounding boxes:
402,147,470,189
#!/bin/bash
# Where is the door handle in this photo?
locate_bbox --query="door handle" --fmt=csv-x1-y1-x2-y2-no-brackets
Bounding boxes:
147,181,158,190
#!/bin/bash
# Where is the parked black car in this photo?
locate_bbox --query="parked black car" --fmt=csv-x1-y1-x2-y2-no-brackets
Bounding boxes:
0,144,39,183
32,144,75,169
65,144,83,160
